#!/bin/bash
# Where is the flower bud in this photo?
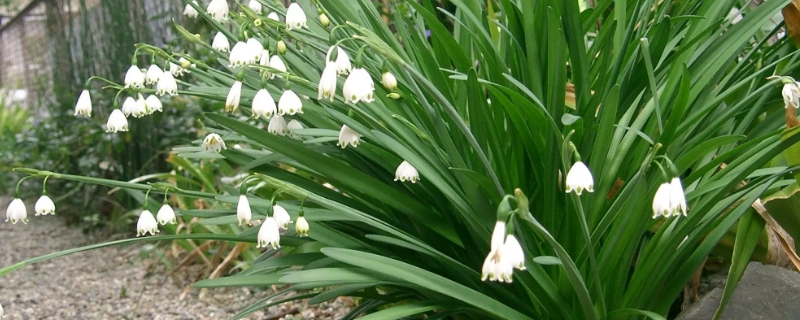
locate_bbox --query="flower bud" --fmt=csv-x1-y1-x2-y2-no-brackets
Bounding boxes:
277,40,287,54
319,13,330,27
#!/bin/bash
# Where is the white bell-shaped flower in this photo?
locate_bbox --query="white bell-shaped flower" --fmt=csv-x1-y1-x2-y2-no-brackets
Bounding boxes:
267,12,280,21
212,32,230,52
252,89,277,119
74,89,92,117
225,81,243,113
248,0,263,14
669,177,688,217
206,0,229,23
782,82,800,109
259,49,270,68
490,221,506,252
6,198,28,224
381,72,397,91
337,125,361,148
137,210,159,236
228,41,250,68
132,94,148,118
565,161,594,195
246,38,263,64
481,253,499,282
394,161,419,183
285,2,307,30
34,195,56,216
156,71,178,96
106,109,129,133
318,61,338,101
170,62,186,77
156,204,176,225
651,182,672,219
203,133,227,152
503,235,526,270
145,64,163,85
295,216,309,237
327,46,352,75
496,247,515,283
237,195,252,226
184,1,199,18
268,115,288,136
257,217,281,249
145,95,162,114
343,68,375,104
273,205,292,229
268,55,287,79
121,97,136,117
124,65,145,89
278,90,303,115
287,119,303,138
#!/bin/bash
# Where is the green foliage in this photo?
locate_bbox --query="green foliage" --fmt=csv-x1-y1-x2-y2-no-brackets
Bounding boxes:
9,0,800,319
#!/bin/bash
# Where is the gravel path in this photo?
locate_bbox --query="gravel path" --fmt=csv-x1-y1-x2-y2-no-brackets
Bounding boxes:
0,198,353,319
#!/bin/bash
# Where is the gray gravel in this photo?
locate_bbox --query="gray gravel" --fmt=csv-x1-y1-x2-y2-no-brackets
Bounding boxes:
0,197,353,319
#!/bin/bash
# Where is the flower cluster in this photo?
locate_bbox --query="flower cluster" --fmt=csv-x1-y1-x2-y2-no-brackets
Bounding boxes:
136,200,178,237
6,188,57,225
236,193,310,249
652,177,688,219
481,221,526,283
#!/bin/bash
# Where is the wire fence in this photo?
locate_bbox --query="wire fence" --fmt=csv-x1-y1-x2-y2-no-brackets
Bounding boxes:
0,0,183,108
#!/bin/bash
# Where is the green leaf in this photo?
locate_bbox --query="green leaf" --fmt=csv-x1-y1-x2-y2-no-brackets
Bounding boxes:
532,256,562,265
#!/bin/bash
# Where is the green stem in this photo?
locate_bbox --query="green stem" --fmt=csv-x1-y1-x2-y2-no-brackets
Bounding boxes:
42,176,50,196
144,188,153,207
14,176,35,198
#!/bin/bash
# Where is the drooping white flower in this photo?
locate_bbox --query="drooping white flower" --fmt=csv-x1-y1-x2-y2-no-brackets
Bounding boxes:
145,95,162,114
268,55,287,79
669,177,688,217
121,97,136,117
206,0,229,23
212,32,230,52
318,61,338,101
203,133,227,152
106,109,129,133
267,12,280,21
6,198,28,224
124,65,145,89
248,0,263,14
228,41,250,68
236,195,252,226
394,161,419,183
246,38,263,64
327,46,352,75
503,235,526,270
156,204,176,225
337,125,361,148
74,89,92,117
490,221,506,252
495,246,515,283
145,64,163,85
381,72,397,91
170,62,186,77
156,71,178,96
178,57,194,72
782,82,800,109
287,120,303,138
565,161,594,195
285,2,307,30
34,195,56,216
273,205,292,229
343,68,375,104
225,81,243,113
268,116,288,136
278,90,303,115
295,216,309,236
652,182,672,219
137,210,159,236
257,217,281,249
259,49,270,67
183,1,199,18
481,253,499,282
133,94,148,118
252,89,277,119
